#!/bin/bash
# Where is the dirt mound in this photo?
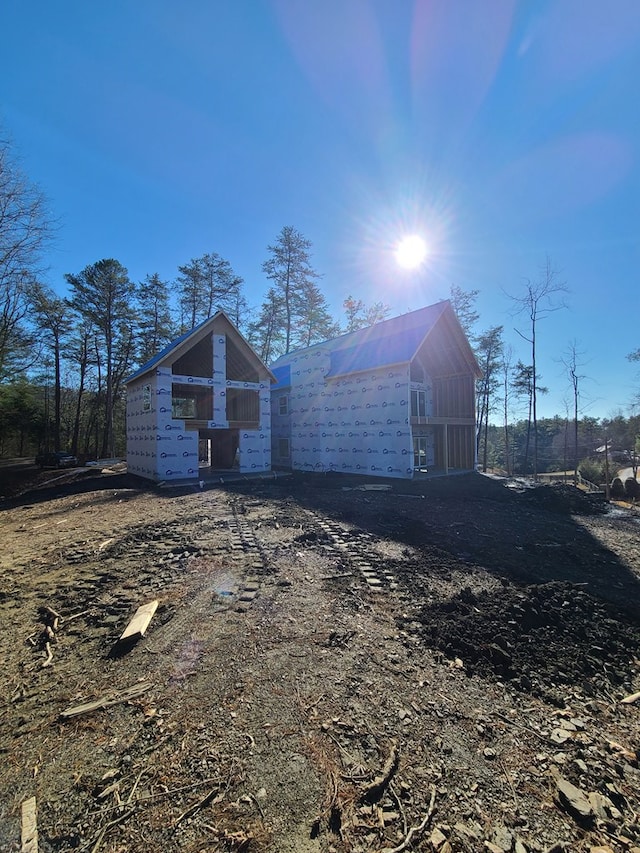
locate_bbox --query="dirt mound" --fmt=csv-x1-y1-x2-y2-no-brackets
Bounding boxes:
404,580,640,703
518,483,607,515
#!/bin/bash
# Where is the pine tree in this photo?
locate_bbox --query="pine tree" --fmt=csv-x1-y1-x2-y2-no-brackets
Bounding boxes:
65,259,136,458
176,253,244,331
342,295,390,332
136,273,176,364
262,226,321,355
248,288,285,364
295,280,339,349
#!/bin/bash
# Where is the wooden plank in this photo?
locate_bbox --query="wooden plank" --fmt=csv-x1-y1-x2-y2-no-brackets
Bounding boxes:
60,681,153,720
621,691,640,705
21,796,38,853
118,600,159,643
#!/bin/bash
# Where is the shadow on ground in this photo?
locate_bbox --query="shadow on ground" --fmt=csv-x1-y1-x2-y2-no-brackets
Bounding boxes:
3,464,639,704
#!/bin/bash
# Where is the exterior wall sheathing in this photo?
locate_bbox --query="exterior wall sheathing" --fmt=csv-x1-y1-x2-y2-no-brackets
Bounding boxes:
126,330,272,483
271,347,437,479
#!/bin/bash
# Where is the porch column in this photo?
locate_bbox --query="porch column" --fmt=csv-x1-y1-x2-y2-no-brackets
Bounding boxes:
443,423,449,475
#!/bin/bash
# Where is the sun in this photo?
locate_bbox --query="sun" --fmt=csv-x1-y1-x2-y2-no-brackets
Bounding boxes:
395,234,428,269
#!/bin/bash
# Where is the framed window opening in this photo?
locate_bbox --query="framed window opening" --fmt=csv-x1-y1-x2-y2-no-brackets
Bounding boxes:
411,389,428,418
171,384,212,420
278,438,290,459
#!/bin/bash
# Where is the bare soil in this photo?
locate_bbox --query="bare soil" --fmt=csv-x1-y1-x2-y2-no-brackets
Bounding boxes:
1,466,639,853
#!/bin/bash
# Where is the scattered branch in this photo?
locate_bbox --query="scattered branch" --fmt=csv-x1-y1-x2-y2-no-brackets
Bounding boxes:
360,739,399,804
379,783,436,853
173,786,224,827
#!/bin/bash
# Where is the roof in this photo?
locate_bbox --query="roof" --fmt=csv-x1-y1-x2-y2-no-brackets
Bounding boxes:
125,311,276,385
270,300,479,380
326,303,448,378
271,364,291,389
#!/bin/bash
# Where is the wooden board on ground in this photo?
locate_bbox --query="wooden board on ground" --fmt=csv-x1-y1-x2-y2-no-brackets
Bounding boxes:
60,681,153,720
119,599,159,643
21,796,38,853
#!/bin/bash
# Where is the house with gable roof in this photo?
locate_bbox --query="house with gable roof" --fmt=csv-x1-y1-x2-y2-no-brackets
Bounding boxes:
125,312,275,483
270,300,481,478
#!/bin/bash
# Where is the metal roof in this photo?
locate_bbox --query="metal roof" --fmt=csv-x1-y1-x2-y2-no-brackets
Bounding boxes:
325,302,449,377
271,364,291,389
268,301,480,380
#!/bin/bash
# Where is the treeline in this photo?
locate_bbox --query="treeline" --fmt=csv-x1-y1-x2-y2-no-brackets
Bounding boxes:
1,132,638,467
452,279,639,482
0,242,389,461
481,415,640,483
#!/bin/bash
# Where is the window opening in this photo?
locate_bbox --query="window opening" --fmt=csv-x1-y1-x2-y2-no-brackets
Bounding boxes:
411,389,428,418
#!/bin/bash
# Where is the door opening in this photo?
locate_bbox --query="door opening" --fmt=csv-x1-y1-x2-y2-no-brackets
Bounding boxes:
413,436,429,472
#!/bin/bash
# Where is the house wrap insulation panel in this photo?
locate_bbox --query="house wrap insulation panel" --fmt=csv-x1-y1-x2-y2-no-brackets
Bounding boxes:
126,326,272,482
271,345,435,479
126,367,200,481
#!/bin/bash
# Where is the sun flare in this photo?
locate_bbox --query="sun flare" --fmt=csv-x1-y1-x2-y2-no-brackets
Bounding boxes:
395,234,428,269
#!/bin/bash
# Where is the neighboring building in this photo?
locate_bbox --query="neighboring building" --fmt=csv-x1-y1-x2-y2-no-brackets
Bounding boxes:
125,312,275,483
270,300,481,479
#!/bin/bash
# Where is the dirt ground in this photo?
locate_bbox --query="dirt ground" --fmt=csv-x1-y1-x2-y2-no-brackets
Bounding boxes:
1,465,639,853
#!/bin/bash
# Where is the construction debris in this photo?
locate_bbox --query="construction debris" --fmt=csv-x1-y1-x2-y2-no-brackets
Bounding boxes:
21,796,38,853
59,682,153,720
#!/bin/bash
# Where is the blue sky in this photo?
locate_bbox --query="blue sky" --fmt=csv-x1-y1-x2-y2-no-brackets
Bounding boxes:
2,0,639,421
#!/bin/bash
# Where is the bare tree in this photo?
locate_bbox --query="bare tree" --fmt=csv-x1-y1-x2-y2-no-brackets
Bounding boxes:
560,340,587,486
0,134,54,379
628,348,640,410
511,361,548,475
501,344,514,475
509,257,568,477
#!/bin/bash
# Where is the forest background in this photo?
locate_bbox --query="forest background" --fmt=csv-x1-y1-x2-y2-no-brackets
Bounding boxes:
1,132,639,483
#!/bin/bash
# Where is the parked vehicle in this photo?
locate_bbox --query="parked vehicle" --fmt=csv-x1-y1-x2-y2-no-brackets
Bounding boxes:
35,451,78,469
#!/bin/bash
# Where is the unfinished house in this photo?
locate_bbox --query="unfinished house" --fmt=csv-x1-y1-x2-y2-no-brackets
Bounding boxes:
126,312,274,482
270,300,481,479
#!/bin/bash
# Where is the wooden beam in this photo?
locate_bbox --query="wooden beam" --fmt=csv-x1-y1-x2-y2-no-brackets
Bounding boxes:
21,797,38,853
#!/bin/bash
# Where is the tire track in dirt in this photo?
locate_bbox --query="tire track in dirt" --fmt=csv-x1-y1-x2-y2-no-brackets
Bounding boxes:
286,508,400,594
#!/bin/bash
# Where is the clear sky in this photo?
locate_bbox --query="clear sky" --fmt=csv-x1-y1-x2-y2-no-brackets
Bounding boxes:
2,0,639,421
